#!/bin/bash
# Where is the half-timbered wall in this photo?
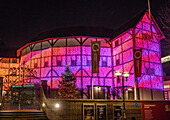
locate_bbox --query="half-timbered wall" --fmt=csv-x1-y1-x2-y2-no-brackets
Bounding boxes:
111,12,163,95
20,37,113,98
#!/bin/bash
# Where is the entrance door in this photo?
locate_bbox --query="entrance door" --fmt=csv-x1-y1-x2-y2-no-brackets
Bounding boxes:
94,88,105,99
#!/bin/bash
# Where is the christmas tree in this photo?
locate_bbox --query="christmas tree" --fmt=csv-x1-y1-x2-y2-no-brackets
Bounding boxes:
58,65,80,99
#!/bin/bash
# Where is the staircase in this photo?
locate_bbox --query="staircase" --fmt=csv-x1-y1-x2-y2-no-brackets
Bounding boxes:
0,110,49,120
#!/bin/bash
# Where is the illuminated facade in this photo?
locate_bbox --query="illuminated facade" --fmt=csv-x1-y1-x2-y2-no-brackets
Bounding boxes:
1,10,165,100
0,58,19,90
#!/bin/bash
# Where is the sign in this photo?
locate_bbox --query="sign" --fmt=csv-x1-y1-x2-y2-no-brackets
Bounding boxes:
113,104,122,120
83,103,95,120
133,49,142,77
161,55,170,63
96,104,107,120
91,41,101,73
142,102,170,120
135,102,139,107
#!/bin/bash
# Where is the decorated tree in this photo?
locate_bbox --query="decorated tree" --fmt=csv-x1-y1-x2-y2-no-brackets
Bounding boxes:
58,65,80,99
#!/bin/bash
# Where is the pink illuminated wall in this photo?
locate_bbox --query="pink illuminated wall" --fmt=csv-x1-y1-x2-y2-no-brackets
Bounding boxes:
1,58,19,92
111,12,163,92
20,37,113,98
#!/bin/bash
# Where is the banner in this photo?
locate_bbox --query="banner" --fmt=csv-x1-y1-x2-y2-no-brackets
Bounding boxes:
91,41,101,73
133,49,142,77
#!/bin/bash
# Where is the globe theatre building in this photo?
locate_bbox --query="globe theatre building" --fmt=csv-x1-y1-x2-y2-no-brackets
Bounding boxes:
2,10,165,100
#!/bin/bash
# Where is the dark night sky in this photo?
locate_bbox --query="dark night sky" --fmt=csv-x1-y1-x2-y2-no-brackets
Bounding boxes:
0,0,164,48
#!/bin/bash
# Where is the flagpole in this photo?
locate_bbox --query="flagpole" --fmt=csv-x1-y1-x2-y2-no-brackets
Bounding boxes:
91,72,94,99
148,0,153,38
91,40,94,100
132,30,137,100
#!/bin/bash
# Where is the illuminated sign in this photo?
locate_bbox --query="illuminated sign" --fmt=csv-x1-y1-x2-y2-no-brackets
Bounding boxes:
161,55,170,63
164,84,170,89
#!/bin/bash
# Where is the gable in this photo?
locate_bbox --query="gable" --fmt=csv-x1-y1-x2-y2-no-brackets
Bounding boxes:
136,11,164,37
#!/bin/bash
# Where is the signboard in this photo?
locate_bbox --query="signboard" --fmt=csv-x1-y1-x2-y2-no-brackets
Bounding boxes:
161,55,170,63
83,103,95,120
142,102,170,120
113,104,122,120
96,104,107,120
91,41,101,73
133,49,142,77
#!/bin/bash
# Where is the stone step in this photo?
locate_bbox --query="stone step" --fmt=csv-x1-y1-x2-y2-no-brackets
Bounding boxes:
0,111,49,120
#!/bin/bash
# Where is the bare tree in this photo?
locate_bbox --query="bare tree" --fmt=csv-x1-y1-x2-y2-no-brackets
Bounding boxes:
157,0,170,56
158,0,170,39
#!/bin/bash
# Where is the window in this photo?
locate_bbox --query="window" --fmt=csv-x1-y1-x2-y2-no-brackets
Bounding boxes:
23,61,25,66
102,57,107,67
102,61,107,67
57,56,62,66
87,60,91,66
115,54,120,66
12,59,17,63
142,32,152,40
145,67,155,75
71,56,76,66
44,61,48,67
71,60,76,66
116,59,120,66
34,63,37,68
57,60,62,66
115,40,119,47
86,56,91,66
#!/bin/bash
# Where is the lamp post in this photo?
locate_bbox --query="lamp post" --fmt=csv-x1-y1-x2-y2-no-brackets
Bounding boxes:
115,70,129,120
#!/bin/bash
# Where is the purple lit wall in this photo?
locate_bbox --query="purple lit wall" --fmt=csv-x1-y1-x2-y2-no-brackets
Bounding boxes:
111,13,163,91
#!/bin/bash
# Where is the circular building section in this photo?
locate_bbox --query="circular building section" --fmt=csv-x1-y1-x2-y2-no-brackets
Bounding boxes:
18,27,115,99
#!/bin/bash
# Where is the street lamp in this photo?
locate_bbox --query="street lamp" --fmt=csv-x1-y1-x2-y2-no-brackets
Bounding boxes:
115,70,129,120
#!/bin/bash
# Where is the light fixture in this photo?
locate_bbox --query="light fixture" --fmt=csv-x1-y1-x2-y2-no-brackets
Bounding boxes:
95,86,101,90
123,72,129,78
55,103,60,108
42,103,45,107
115,70,121,76
0,103,1,106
